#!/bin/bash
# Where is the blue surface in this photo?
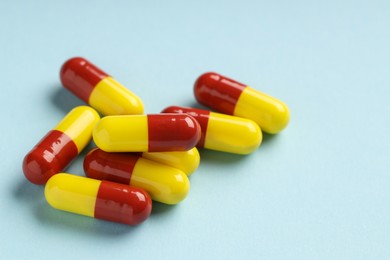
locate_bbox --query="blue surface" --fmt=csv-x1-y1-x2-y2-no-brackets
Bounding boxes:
1,1,390,259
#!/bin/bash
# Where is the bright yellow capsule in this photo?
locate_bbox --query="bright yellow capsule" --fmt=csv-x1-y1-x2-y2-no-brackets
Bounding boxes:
60,57,144,115
162,106,262,155
45,173,152,225
194,72,290,134
141,147,200,176
84,148,190,205
23,106,100,185
93,114,201,152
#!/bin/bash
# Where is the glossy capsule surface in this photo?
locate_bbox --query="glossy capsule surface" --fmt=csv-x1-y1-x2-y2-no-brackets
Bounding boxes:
142,147,200,176
84,148,190,204
93,114,201,152
162,106,262,154
60,57,144,115
45,173,151,225
23,106,100,185
194,72,290,134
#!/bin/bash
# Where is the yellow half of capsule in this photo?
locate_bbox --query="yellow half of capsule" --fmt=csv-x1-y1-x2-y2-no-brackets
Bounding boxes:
93,115,148,152
204,112,262,155
54,106,100,152
89,77,144,116
234,86,290,134
141,147,200,176
45,173,100,217
130,158,190,205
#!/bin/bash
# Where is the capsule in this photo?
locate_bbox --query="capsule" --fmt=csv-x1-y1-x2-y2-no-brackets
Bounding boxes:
60,57,144,115
23,106,100,185
162,106,262,154
45,173,151,225
141,147,200,176
194,72,290,134
84,148,190,204
93,114,201,152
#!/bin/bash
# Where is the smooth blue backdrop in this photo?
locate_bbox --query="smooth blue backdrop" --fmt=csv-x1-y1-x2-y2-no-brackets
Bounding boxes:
1,1,389,259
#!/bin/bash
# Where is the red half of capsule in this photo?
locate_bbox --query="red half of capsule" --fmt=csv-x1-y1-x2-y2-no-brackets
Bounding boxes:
194,72,246,114
161,106,210,148
147,114,201,152
95,181,151,225
23,130,78,185
84,149,140,184
60,57,108,103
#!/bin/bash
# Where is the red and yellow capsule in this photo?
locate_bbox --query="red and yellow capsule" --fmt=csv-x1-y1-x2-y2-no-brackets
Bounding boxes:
60,57,144,115
194,72,290,134
162,106,262,155
93,114,201,152
45,173,151,225
141,147,200,176
23,106,100,185
84,148,190,205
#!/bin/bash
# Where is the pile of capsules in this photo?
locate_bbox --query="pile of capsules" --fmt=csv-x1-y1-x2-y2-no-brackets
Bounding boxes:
22,57,290,226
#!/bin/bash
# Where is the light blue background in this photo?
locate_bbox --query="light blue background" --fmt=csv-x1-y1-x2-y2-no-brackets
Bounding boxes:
1,0,389,259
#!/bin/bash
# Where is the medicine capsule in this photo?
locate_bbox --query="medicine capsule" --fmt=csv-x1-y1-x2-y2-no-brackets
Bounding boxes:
141,147,200,176
194,72,290,134
23,106,100,185
93,114,201,152
84,148,190,205
60,57,144,115
162,106,262,154
45,173,151,225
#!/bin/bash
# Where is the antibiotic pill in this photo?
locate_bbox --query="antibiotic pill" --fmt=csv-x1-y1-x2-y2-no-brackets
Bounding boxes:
23,106,100,185
84,148,190,204
93,114,201,152
60,57,144,115
45,173,151,225
194,72,290,134
142,147,200,176
162,106,262,155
